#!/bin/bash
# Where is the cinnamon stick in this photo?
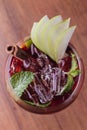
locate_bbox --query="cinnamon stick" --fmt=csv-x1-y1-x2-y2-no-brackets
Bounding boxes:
6,45,29,60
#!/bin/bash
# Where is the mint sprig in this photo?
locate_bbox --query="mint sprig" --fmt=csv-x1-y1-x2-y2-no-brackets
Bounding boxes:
68,54,80,77
69,69,81,77
10,71,34,97
60,75,74,94
60,53,80,94
70,54,78,71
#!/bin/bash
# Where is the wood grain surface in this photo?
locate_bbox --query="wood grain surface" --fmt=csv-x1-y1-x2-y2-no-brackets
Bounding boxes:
0,0,87,130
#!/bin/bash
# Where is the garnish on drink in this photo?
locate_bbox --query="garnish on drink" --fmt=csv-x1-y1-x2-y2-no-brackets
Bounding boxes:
5,15,84,114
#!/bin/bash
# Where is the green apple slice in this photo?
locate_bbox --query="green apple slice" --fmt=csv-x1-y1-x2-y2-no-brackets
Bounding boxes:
31,22,38,48
46,15,63,27
31,22,37,39
40,15,63,55
31,15,49,52
35,15,62,53
48,18,70,60
49,18,70,43
31,15,76,63
54,26,76,62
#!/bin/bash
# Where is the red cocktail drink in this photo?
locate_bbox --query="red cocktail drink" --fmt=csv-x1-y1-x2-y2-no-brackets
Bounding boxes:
5,41,84,114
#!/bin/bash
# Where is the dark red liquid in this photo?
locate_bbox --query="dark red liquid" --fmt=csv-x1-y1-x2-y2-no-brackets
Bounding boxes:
9,44,79,108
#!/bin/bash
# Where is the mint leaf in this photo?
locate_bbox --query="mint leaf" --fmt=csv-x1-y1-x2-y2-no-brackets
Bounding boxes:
60,75,74,94
70,69,81,77
10,71,34,97
68,54,80,77
70,54,78,72
60,54,80,94
24,100,51,108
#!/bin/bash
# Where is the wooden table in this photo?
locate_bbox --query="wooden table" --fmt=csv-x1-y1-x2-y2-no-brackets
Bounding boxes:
0,0,87,130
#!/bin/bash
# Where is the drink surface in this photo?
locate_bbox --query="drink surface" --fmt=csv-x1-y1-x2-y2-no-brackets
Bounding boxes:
8,44,79,108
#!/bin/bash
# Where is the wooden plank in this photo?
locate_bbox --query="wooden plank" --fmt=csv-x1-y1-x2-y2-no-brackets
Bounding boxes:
0,0,87,130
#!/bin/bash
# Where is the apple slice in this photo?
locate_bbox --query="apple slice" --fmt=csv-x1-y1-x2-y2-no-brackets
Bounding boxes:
54,26,76,62
49,18,70,43
31,15,76,63
40,15,63,55
31,22,37,37
31,15,49,52
50,15,63,24
35,15,62,53
31,22,37,43
48,18,70,60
